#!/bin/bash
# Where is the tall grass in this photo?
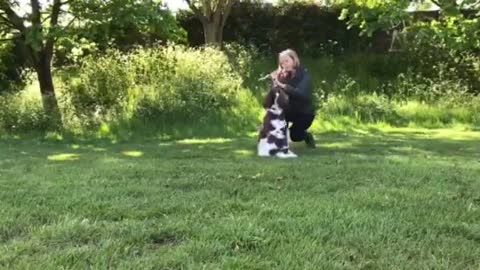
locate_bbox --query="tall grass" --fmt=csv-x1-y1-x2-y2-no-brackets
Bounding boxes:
1,46,479,138
10,45,260,139
249,53,480,131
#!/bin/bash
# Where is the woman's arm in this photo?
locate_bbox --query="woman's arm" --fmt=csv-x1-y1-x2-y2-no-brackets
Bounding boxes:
283,71,312,100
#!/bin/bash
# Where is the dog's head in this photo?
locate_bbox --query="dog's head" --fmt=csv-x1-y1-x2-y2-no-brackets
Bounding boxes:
263,87,289,110
262,69,292,110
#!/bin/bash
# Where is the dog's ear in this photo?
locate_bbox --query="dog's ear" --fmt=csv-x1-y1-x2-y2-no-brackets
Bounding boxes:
263,88,275,109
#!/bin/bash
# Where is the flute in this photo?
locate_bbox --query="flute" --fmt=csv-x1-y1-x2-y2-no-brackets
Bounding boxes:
258,69,282,81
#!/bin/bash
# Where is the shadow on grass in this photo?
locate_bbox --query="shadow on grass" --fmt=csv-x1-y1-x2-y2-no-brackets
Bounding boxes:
312,128,480,161
1,127,479,249
1,128,479,165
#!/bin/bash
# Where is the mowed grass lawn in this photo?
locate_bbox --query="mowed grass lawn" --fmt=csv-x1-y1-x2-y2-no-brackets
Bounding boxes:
1,128,479,269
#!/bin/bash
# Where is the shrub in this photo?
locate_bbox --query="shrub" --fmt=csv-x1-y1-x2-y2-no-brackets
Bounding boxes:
63,45,260,135
0,38,27,94
0,90,49,133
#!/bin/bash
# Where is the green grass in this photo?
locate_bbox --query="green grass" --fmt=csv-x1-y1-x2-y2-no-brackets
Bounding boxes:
1,127,479,269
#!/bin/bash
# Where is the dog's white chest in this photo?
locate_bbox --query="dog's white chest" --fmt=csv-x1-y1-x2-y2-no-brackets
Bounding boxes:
257,103,297,158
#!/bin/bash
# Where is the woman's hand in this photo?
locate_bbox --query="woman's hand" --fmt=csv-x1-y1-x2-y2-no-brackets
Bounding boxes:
273,77,287,89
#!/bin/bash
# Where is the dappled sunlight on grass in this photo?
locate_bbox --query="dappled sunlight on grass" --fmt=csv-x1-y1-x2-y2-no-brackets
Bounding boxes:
1,126,480,269
122,151,144,157
158,142,174,147
47,153,80,161
321,141,355,149
389,146,432,156
2,127,478,166
176,138,233,145
421,130,480,141
234,149,254,156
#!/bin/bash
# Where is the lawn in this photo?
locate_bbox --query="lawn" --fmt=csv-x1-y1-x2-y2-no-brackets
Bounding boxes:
1,128,479,269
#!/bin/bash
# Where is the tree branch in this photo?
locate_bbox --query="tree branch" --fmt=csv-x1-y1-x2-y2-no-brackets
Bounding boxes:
62,15,77,31
202,0,212,19
30,0,42,25
430,0,443,8
42,14,52,24
0,2,25,31
50,0,62,27
0,37,16,42
45,0,63,60
221,0,234,28
0,12,13,26
185,0,207,23
212,0,223,25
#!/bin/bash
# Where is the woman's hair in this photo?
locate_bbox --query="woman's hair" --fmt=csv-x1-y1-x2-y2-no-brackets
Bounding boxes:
272,49,300,79
260,49,300,83
278,49,300,69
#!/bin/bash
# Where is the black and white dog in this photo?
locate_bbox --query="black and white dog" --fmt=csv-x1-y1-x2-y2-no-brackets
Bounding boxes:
257,74,297,158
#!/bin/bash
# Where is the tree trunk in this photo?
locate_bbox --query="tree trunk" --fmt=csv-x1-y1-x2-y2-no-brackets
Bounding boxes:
203,21,222,46
216,24,224,45
34,52,62,128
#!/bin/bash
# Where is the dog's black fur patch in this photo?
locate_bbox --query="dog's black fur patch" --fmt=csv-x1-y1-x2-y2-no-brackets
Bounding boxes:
257,70,296,158
269,148,289,156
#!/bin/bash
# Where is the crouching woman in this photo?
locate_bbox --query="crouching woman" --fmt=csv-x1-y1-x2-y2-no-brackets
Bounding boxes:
272,49,316,148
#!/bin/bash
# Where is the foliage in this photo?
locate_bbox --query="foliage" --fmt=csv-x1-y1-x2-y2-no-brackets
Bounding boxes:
0,37,26,94
62,45,260,134
177,1,373,56
1,128,480,268
183,0,235,44
0,87,49,132
1,0,79,126
339,0,480,94
339,0,480,35
339,0,411,37
55,0,187,65
397,17,480,92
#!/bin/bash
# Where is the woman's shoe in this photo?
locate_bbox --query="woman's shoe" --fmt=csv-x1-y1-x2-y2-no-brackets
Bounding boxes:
305,132,316,148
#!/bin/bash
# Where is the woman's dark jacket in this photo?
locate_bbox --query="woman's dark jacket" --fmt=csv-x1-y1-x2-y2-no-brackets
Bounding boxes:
283,66,315,115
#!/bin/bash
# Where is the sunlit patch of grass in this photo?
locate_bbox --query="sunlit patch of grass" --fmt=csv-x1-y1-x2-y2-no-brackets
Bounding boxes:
47,153,80,161
121,151,144,157
233,149,254,156
176,138,233,145
1,127,479,269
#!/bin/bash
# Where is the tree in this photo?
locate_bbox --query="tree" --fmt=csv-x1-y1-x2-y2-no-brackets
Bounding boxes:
0,0,71,126
184,0,236,45
339,0,480,36
1,0,183,127
68,0,186,50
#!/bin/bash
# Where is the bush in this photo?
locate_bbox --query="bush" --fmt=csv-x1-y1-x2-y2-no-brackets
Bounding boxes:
63,45,260,135
395,17,480,95
316,72,480,128
0,38,27,94
0,90,49,133
66,50,133,124
382,71,473,103
177,1,374,56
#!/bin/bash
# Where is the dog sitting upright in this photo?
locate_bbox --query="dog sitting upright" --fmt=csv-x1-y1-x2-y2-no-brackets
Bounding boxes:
257,70,297,158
